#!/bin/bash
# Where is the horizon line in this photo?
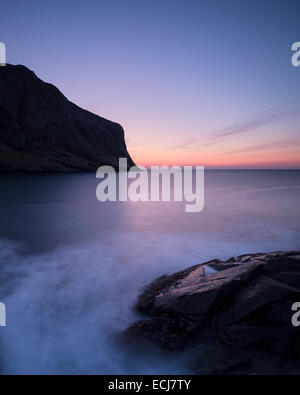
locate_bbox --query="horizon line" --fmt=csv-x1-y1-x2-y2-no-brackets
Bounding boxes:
135,166,300,170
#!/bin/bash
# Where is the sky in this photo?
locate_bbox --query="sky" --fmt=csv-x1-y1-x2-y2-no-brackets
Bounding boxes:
1,0,300,168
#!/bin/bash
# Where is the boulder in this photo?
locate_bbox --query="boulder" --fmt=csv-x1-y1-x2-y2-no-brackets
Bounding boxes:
126,251,300,374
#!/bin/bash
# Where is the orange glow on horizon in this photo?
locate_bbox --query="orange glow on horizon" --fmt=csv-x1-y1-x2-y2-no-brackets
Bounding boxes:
128,145,300,169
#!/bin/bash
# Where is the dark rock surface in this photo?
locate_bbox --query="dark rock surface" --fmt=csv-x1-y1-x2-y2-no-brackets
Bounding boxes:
0,64,135,171
125,251,300,374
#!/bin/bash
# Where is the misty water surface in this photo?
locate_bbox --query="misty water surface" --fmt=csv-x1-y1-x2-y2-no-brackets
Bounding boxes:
0,170,299,374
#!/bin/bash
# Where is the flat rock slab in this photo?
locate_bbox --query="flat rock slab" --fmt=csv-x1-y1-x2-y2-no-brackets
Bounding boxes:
125,251,300,374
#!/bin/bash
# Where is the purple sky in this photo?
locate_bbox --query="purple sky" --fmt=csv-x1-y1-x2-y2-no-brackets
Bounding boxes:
1,0,300,167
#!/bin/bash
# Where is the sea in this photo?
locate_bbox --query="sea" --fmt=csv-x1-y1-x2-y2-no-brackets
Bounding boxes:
0,170,299,374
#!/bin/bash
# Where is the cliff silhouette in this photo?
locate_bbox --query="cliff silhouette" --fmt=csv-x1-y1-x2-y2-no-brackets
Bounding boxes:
0,64,135,171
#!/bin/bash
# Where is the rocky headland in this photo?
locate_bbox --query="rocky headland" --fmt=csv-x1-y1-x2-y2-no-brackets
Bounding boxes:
125,251,300,374
0,64,135,171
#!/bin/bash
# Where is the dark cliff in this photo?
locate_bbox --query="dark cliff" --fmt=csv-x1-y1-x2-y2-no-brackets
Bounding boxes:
0,64,135,171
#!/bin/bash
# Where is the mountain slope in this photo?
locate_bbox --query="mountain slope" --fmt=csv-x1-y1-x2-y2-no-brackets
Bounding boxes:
0,64,135,171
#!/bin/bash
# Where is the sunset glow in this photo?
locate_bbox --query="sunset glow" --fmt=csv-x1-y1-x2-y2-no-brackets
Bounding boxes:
1,0,299,168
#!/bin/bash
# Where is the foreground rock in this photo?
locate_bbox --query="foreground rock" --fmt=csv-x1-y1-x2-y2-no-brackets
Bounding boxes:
125,251,300,374
0,65,135,171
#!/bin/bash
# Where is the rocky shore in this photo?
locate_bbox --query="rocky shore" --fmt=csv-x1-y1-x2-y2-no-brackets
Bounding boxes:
125,251,300,374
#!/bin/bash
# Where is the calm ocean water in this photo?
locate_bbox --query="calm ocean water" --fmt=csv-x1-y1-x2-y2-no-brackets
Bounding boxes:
0,170,299,374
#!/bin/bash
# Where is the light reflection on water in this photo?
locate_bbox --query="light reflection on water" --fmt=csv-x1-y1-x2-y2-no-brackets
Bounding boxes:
0,170,299,373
